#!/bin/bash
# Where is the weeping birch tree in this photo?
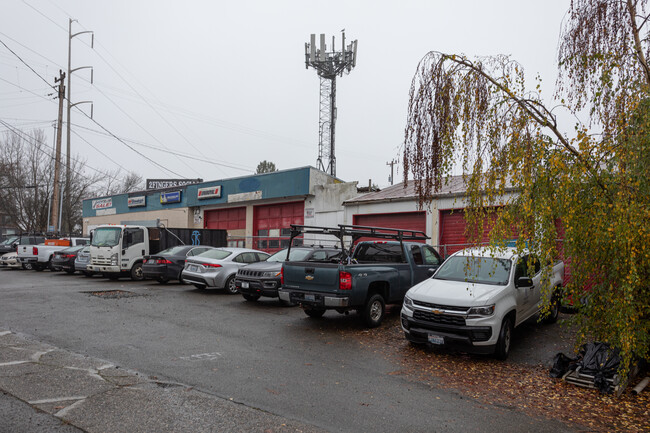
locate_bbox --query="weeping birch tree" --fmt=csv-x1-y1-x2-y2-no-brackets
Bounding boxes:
403,0,650,376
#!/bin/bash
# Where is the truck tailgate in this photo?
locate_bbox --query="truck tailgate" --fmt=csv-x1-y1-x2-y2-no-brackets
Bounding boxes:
282,262,340,294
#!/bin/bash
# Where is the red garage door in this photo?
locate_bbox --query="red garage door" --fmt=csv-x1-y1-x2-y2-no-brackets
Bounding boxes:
254,201,304,252
353,212,427,243
439,209,503,256
204,207,246,230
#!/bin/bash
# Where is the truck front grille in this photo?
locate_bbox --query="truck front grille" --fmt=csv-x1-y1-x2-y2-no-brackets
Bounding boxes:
413,310,466,326
92,257,112,266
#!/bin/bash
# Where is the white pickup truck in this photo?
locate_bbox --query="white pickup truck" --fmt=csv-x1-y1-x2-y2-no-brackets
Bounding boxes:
17,237,90,271
401,246,564,360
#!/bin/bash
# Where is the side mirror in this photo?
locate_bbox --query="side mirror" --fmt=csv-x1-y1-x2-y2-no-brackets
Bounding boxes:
516,276,533,288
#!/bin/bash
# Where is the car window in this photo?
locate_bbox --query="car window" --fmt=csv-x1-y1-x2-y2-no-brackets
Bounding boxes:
423,246,441,265
237,252,258,263
310,250,329,261
197,249,232,260
411,245,423,265
256,252,270,261
158,246,189,256
354,243,404,263
188,247,210,256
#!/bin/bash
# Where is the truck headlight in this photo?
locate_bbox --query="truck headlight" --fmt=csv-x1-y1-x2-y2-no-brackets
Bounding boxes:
467,305,495,318
403,295,414,311
110,253,118,266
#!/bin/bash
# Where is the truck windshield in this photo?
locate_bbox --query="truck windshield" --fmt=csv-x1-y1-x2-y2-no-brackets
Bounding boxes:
433,256,512,286
266,248,312,262
91,228,122,247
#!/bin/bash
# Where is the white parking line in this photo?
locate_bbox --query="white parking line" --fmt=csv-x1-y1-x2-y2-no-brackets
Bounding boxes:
0,360,29,367
55,398,87,418
29,396,87,405
0,331,11,336
178,352,222,361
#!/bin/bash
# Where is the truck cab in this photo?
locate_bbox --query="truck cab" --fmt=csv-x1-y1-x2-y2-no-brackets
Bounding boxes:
87,225,149,280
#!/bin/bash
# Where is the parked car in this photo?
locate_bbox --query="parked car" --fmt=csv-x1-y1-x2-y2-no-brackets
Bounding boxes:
18,237,89,271
0,235,46,255
143,245,216,284
236,246,342,302
0,251,22,269
400,247,564,360
51,245,85,274
182,248,270,293
74,246,94,277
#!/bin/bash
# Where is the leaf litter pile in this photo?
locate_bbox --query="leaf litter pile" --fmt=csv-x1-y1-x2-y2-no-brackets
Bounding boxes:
340,314,650,432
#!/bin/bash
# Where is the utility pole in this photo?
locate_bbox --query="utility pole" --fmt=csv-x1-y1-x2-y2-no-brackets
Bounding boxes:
305,32,357,177
50,70,66,233
65,18,93,233
386,159,396,185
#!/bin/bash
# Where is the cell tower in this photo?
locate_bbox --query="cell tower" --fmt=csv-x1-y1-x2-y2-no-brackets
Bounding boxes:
305,32,358,177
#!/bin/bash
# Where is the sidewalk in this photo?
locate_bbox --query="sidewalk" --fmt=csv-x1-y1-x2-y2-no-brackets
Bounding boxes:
0,330,324,433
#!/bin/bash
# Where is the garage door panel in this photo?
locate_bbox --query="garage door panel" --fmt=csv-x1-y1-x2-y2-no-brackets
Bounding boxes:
353,212,426,243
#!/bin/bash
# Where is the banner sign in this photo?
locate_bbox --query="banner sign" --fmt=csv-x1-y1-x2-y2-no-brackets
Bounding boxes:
128,196,146,208
160,191,182,204
146,178,202,190
92,198,112,210
197,185,222,200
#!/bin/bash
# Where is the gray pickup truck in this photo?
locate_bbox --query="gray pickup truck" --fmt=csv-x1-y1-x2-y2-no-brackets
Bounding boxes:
279,225,443,327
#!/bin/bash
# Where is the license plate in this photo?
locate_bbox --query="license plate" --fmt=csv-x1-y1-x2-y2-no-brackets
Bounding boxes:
147,259,156,264
241,281,249,289
428,334,444,345
304,294,315,302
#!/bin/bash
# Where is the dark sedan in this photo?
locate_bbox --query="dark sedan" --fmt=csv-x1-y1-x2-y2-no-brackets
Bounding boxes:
51,245,85,274
143,245,215,284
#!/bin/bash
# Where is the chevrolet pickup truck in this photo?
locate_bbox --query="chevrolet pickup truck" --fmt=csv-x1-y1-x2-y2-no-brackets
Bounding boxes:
400,246,564,360
278,225,443,328
17,237,90,271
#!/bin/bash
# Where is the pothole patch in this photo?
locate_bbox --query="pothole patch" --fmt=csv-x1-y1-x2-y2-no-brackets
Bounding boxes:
82,290,142,299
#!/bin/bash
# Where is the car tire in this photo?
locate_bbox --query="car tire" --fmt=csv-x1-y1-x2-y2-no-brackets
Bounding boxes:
361,294,386,328
33,264,44,271
542,290,560,324
22,263,33,270
494,316,513,360
157,276,169,284
225,275,238,294
83,271,94,277
242,294,260,302
304,307,325,318
130,263,144,281
65,269,75,274
178,271,186,284
47,258,54,271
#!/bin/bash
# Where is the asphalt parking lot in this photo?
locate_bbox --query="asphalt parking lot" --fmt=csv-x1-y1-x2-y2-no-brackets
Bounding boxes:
0,267,578,433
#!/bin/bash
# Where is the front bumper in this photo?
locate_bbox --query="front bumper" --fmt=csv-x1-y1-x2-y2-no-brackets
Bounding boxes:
278,289,350,308
400,306,497,354
87,264,122,273
236,277,280,298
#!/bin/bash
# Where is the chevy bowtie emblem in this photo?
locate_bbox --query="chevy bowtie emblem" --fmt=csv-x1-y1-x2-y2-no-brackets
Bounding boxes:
305,275,314,281
431,309,443,314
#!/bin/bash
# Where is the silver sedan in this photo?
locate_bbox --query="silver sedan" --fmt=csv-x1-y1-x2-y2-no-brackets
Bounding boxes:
181,247,270,293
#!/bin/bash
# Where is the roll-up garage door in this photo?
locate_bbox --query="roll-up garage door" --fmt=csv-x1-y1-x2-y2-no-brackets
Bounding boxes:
439,209,501,256
253,201,304,252
204,207,246,230
353,212,426,243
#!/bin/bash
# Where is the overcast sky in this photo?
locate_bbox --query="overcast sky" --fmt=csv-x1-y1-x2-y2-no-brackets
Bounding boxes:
1,0,570,190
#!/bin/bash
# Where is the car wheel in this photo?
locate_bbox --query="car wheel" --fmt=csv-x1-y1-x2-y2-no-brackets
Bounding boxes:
242,294,260,302
157,276,169,284
495,316,514,360
542,290,560,324
361,294,386,328
64,269,75,274
304,307,325,318
47,258,54,271
225,275,238,294
22,263,33,270
130,263,144,281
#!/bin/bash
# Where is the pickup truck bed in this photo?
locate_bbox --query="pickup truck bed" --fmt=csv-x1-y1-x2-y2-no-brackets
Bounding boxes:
278,224,442,327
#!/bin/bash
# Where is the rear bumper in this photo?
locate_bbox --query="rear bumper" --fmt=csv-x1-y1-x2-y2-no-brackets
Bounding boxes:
142,265,175,279
18,257,37,264
278,289,350,308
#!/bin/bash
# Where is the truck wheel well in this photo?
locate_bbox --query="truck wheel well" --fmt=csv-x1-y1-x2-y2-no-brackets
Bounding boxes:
367,281,388,301
504,309,516,326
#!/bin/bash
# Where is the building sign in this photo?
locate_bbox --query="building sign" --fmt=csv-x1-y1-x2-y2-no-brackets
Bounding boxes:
197,185,222,200
96,208,117,216
92,198,113,210
160,191,182,204
146,178,202,190
228,191,262,203
305,208,314,218
128,196,146,208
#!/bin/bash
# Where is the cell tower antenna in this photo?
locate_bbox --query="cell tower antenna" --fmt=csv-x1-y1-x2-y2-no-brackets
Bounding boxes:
304,31,358,177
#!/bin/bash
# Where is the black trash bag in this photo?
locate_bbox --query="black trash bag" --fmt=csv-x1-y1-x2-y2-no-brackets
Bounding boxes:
550,352,577,378
576,342,621,394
